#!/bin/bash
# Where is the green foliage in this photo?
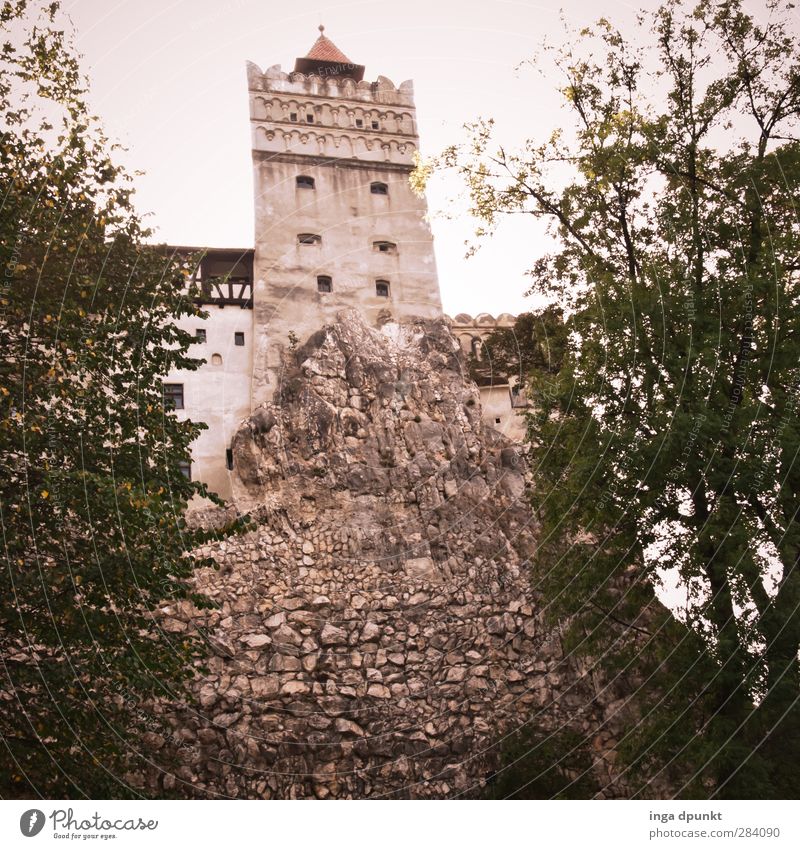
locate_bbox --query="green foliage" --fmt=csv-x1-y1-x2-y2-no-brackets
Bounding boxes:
427,0,800,798
0,0,240,797
485,727,599,799
473,306,568,390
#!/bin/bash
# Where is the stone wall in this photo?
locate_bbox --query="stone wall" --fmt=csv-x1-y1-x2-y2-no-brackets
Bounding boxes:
151,313,637,799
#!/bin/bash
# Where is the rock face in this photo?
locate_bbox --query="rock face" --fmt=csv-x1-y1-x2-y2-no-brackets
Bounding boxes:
156,312,628,799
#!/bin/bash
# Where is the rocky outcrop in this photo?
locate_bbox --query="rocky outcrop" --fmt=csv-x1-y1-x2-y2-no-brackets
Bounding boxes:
155,312,630,799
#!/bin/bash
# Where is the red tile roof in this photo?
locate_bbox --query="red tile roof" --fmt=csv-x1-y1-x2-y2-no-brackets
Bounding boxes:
305,26,353,64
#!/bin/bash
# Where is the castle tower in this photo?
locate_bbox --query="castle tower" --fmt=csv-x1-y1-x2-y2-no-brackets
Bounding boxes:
247,27,443,397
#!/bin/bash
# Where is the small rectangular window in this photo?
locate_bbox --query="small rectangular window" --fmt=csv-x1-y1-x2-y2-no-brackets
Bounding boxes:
376,280,390,297
195,328,206,342
178,460,192,480
162,383,184,410
290,112,298,122
306,114,314,123
355,118,363,128
370,182,388,195
298,233,321,245
317,276,332,293
226,448,234,470
296,175,315,189
371,120,379,130
234,332,245,346
373,240,397,254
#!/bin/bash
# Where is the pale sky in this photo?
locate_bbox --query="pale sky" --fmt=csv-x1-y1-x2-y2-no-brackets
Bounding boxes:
59,1,692,315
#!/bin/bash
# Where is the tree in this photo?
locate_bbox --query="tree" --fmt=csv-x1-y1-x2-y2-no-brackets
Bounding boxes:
470,306,568,390
0,0,234,797
420,0,800,798
485,727,599,800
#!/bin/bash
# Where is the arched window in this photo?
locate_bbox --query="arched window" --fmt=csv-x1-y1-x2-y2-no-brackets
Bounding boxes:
298,233,321,245
375,280,390,297
373,240,397,254
370,181,388,195
296,175,315,189
317,275,332,293
211,353,223,366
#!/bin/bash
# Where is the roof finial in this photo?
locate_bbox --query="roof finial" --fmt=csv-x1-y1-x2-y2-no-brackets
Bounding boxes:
318,24,325,34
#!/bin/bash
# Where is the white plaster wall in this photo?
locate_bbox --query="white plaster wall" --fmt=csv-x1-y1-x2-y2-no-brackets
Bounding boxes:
165,304,254,500
480,385,528,443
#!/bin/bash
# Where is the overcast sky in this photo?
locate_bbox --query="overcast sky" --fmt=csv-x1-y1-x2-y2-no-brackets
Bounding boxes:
59,0,782,316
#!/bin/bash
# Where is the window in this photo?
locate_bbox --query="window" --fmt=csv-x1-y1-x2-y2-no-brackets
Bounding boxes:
226,448,234,470
234,332,245,346
290,112,298,122
375,280,390,297
370,181,388,195
355,118,363,128
317,275,332,293
495,417,501,424
178,460,192,480
162,383,184,410
195,328,206,342
211,353,223,366
298,233,321,245
371,120,379,130
306,113,314,123
296,175,315,189
373,240,397,254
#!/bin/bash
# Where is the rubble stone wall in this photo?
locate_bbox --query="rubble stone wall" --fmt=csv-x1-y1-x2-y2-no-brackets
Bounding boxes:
151,313,635,799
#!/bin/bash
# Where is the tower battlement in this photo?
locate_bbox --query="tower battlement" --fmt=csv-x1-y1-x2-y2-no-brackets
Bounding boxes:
247,61,415,105
248,62,419,169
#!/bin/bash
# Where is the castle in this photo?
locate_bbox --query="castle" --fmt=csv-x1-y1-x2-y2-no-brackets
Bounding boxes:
164,28,527,499
144,33,639,801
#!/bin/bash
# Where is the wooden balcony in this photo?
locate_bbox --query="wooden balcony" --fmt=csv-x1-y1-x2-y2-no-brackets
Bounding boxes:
197,275,253,308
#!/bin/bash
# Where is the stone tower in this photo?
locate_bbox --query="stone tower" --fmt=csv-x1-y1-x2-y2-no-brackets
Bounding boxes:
247,27,443,398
